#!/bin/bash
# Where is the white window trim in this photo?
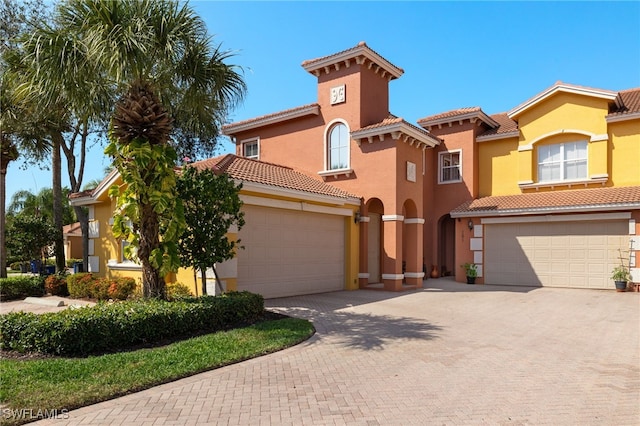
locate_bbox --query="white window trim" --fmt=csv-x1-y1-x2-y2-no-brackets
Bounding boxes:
438,149,462,184
241,137,260,160
319,119,351,176
537,140,588,184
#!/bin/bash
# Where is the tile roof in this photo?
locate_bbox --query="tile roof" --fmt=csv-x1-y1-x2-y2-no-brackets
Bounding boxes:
451,186,640,217
191,154,359,200
609,87,640,117
63,222,82,236
417,107,482,124
351,114,442,146
302,41,404,79
476,112,519,139
222,103,320,135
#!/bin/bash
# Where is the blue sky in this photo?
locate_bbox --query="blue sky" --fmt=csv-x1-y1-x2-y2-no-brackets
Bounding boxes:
6,0,640,208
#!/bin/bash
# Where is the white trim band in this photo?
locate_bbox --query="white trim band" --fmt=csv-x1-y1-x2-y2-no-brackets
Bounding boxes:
404,218,425,225
358,273,370,279
404,272,425,279
359,216,371,223
382,215,404,222
382,274,404,280
481,212,631,225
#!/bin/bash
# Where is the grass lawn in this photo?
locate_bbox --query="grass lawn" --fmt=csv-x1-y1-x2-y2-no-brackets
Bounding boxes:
0,317,313,425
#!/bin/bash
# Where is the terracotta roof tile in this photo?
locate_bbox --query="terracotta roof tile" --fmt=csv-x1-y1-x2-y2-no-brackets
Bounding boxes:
477,112,519,138
417,107,481,124
302,41,404,77
63,222,82,236
222,103,320,134
609,87,640,116
451,186,640,216
191,154,359,200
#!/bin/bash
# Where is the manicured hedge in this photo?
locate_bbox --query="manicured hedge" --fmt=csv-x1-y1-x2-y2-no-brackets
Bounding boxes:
0,276,45,301
0,291,264,356
67,273,136,300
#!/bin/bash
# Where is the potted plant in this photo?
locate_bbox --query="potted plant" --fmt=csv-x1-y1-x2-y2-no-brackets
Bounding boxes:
611,265,631,292
461,262,478,284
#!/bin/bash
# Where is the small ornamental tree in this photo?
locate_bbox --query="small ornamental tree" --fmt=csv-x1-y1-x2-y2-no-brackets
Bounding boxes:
176,165,244,295
6,215,55,269
106,80,186,299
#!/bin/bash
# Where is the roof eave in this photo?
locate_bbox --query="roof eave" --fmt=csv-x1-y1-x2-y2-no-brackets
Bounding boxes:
419,110,500,129
606,112,640,123
476,130,520,142
451,202,640,218
508,84,618,119
302,44,403,80
69,169,120,206
351,122,440,148
222,104,320,135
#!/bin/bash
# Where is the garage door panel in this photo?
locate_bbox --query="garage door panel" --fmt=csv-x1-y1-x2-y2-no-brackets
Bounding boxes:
485,220,628,289
237,205,345,298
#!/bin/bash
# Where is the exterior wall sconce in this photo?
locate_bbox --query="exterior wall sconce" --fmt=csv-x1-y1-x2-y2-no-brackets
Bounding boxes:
354,211,361,224
468,219,474,231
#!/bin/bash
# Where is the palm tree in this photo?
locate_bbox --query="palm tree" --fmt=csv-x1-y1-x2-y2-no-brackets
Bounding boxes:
24,0,246,297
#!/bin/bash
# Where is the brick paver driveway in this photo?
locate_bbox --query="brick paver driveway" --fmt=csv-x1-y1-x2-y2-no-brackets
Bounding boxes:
34,279,639,425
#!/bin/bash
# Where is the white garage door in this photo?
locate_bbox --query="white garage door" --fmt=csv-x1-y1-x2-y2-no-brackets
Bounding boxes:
485,220,628,289
236,205,345,298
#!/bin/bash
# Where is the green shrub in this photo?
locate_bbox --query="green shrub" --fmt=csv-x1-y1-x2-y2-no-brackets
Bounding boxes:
44,273,69,296
0,276,45,301
106,277,137,300
67,274,137,300
166,282,193,300
0,291,264,356
66,273,94,298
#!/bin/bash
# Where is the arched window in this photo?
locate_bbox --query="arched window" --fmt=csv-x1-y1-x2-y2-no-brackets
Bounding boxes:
328,123,349,170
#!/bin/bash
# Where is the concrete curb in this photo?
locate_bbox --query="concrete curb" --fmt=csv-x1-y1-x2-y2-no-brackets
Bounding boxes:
23,297,65,307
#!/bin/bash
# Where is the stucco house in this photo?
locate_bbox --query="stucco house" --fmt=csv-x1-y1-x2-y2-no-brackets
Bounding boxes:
222,42,640,292
73,42,639,297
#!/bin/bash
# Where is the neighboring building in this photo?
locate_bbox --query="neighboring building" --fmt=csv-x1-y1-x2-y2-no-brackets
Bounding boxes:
223,42,640,292
70,156,361,298
63,222,83,260
73,42,640,297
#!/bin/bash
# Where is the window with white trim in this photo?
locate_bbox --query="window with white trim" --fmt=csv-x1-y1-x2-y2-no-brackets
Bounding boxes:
328,123,349,170
242,138,259,159
439,150,462,183
537,141,587,182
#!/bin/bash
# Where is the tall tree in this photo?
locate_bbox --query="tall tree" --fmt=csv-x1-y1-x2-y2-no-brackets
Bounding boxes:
0,0,50,277
8,187,76,225
176,165,244,295
30,0,247,298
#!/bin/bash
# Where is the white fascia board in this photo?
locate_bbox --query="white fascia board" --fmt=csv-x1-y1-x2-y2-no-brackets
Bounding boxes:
240,181,361,207
476,131,520,142
451,203,640,218
240,194,355,217
69,169,120,206
508,84,618,119
222,105,320,135
480,212,631,224
606,112,640,123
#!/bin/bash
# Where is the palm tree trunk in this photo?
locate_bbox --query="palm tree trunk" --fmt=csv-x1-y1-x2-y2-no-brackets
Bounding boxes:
51,133,65,273
1,138,18,278
0,161,8,279
138,203,164,298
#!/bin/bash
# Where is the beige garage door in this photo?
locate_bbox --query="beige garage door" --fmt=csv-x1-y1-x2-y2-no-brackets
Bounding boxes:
236,205,345,298
485,220,628,289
